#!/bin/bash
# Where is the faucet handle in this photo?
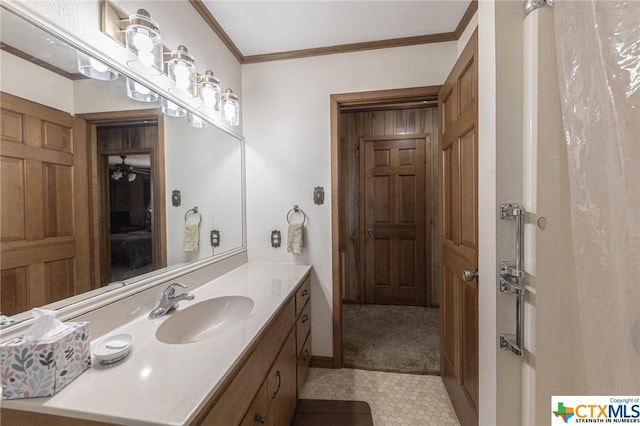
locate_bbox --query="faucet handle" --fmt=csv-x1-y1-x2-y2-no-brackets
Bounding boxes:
164,283,187,297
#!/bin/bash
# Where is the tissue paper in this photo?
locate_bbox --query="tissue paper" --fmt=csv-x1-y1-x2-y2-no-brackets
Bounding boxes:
1,309,90,399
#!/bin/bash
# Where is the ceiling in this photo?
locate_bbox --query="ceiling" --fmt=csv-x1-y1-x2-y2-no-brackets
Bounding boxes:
199,1,473,61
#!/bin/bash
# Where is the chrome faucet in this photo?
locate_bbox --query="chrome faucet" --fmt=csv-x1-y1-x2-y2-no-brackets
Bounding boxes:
149,283,195,319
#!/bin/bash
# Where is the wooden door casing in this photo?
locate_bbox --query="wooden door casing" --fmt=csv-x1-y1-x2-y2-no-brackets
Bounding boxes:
0,92,91,315
361,134,428,306
439,30,479,426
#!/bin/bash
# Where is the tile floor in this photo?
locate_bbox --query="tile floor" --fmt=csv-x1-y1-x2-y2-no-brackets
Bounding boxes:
299,368,460,426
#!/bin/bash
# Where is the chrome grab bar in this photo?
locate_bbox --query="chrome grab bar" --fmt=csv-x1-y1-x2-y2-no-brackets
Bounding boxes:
499,203,526,357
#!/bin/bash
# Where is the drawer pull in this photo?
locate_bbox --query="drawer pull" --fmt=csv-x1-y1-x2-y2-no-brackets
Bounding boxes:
254,415,266,424
272,371,281,399
303,350,309,361
301,314,309,324
301,289,309,297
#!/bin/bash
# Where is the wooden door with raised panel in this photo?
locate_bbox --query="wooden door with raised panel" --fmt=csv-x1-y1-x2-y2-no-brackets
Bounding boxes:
439,31,478,426
361,134,427,306
0,92,91,315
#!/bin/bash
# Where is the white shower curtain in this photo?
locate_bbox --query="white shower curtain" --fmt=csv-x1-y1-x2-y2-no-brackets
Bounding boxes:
554,0,640,393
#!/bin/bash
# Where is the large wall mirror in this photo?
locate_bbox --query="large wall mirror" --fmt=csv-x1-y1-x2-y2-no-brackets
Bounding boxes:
0,6,244,324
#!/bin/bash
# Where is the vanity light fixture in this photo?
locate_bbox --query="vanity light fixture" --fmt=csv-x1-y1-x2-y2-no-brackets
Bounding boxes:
126,77,159,103
161,97,187,118
221,89,240,126
124,9,163,75
198,70,221,117
76,52,118,81
167,45,197,99
187,112,209,129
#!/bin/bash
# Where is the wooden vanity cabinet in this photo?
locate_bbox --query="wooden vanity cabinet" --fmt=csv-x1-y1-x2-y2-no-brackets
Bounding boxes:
295,276,312,395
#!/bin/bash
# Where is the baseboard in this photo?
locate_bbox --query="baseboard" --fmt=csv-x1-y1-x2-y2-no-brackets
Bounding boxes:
310,356,334,369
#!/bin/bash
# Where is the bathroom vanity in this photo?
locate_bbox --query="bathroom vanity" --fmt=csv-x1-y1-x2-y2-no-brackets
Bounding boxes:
0,262,312,426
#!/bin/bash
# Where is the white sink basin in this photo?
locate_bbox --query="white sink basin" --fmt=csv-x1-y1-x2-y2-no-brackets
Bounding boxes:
156,296,254,344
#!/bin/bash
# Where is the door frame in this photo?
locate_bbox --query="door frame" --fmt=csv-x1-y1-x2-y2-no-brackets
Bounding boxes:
330,86,440,367
76,109,166,288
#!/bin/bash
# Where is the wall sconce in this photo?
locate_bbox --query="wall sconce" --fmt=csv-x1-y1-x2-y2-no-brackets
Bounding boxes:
221,89,240,126
124,9,163,75
198,70,221,116
187,112,209,128
76,52,118,81
167,45,197,99
161,97,187,118
126,77,159,103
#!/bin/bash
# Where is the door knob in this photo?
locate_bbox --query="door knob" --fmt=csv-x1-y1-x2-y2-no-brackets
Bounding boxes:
462,268,478,282
367,228,374,236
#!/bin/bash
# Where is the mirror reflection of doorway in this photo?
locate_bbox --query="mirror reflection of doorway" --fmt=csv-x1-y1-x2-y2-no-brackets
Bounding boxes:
107,154,153,281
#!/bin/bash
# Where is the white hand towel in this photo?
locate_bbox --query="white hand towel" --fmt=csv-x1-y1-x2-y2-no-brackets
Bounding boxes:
183,222,200,253
287,223,304,254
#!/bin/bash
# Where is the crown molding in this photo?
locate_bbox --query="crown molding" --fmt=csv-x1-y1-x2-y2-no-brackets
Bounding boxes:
190,0,478,64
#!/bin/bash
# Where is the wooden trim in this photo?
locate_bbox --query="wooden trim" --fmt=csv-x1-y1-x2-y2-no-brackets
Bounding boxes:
76,109,159,123
154,116,168,269
190,0,477,64
0,43,85,81
310,356,334,369
330,86,441,368
188,0,245,63
242,33,457,64
454,0,478,40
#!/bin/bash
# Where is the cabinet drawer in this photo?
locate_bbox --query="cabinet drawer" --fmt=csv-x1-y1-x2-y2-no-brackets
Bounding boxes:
296,333,312,393
295,276,311,316
296,301,311,356
241,381,268,426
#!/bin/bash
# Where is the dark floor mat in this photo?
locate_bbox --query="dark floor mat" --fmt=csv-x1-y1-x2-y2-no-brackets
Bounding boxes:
291,399,374,426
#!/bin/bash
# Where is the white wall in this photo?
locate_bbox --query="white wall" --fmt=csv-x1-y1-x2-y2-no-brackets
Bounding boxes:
0,50,74,112
242,42,457,357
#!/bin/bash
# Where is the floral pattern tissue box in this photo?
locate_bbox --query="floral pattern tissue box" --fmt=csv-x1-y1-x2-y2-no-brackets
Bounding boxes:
1,322,90,399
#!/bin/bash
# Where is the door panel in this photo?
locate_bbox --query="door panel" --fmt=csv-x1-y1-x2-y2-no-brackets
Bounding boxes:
439,30,479,426
0,92,90,315
362,135,427,306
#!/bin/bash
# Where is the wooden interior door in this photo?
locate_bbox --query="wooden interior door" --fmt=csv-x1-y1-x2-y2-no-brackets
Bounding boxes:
361,134,427,306
0,92,91,315
439,30,478,426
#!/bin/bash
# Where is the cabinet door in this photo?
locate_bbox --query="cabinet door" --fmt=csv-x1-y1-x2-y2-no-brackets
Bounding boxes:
267,330,297,426
241,381,269,426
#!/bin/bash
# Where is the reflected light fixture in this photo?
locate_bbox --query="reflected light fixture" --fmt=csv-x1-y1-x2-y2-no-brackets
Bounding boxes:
161,97,187,118
126,77,159,103
168,45,197,99
221,88,239,126
111,155,137,182
125,9,163,75
76,52,118,81
187,112,209,129
198,70,221,117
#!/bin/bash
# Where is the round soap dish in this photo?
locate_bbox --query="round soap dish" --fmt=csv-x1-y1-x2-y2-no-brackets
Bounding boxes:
93,333,134,365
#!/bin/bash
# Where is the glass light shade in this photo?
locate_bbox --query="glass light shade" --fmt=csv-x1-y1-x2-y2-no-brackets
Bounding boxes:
187,112,209,128
198,70,221,117
126,77,158,103
125,9,163,75
76,52,118,81
221,88,240,126
168,46,197,99
161,97,186,118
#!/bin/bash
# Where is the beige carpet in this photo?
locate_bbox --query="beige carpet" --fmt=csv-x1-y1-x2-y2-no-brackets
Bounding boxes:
342,304,440,375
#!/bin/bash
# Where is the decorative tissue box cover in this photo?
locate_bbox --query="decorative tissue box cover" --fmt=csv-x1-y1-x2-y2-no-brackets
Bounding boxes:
1,322,90,399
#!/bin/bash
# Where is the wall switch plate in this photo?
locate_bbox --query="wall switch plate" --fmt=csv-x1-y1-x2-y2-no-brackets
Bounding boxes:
271,230,281,248
171,190,181,207
314,186,324,205
210,230,220,247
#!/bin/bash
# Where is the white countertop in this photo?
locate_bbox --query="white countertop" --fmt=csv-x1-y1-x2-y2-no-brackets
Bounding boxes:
2,263,312,425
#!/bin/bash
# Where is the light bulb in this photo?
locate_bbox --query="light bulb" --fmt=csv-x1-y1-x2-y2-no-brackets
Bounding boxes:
201,86,216,106
89,58,108,73
132,30,153,52
138,51,155,67
173,62,190,80
224,103,236,120
176,77,190,90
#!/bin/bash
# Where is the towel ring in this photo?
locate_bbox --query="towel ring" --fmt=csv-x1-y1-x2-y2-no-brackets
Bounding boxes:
185,207,202,226
287,205,307,225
